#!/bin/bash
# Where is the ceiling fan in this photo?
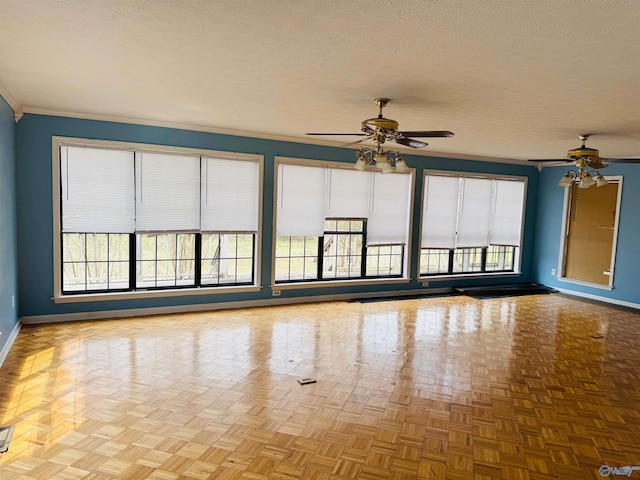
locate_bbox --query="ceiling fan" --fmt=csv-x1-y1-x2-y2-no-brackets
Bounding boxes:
529,134,640,188
306,98,454,149
529,134,640,169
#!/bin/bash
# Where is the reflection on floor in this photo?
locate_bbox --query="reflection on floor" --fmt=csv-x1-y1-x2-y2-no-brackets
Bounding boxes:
1,294,639,479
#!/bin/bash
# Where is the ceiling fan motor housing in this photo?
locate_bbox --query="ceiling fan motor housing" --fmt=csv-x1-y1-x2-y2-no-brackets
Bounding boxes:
362,117,400,131
567,146,600,159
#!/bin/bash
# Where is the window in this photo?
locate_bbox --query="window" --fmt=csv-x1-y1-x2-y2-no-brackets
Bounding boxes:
275,219,405,282
558,179,622,287
419,246,515,275
274,160,413,284
62,233,129,292
56,140,262,297
366,245,404,277
137,233,196,288
201,233,255,285
322,219,365,279
274,236,319,282
420,173,525,277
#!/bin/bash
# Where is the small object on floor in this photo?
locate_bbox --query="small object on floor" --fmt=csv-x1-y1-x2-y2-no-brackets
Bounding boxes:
0,426,15,453
297,377,317,385
592,334,605,339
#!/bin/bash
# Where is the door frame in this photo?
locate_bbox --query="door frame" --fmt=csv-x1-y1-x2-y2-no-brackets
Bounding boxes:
556,175,623,290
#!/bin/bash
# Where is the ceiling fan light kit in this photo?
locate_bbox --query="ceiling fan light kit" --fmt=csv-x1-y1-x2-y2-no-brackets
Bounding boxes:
354,147,408,173
557,167,605,189
306,98,453,173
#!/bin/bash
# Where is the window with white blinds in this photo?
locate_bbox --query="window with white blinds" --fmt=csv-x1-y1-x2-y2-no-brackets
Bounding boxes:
61,146,135,233
489,180,525,246
135,152,201,232
325,168,371,219
276,163,326,237
367,172,412,245
201,157,260,232
421,175,459,248
421,173,525,249
61,146,260,234
276,161,412,245
456,177,493,247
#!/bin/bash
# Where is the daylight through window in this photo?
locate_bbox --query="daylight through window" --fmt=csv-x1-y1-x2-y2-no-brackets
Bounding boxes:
420,173,525,276
274,161,412,283
59,143,261,294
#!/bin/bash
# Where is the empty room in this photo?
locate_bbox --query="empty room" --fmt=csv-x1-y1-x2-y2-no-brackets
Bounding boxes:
1,1,639,479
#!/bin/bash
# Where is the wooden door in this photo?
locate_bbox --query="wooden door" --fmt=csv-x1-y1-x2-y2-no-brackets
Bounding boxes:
563,182,618,285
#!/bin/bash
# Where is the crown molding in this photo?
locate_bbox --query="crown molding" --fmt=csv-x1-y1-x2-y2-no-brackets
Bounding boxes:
21,106,532,167
0,79,23,122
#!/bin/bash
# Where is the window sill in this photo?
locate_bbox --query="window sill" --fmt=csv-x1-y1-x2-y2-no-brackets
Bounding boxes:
53,284,262,303
273,277,410,290
419,272,522,282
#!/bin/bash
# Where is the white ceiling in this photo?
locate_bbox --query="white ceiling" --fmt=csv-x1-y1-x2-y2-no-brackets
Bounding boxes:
1,0,639,163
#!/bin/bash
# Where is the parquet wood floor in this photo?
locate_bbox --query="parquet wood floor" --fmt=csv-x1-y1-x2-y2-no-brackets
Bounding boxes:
1,294,640,479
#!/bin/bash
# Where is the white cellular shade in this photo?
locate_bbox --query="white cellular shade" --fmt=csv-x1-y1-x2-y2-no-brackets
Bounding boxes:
367,172,412,244
490,180,525,245
61,146,135,233
325,168,371,219
276,163,326,236
135,152,201,232
201,157,259,232
421,175,460,248
456,177,493,247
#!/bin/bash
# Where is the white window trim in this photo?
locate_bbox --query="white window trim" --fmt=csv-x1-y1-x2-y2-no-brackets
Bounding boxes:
418,169,528,278
272,156,415,286
52,136,264,302
556,175,622,290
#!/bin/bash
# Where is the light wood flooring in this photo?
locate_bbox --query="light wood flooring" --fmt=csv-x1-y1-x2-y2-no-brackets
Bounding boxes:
1,293,640,479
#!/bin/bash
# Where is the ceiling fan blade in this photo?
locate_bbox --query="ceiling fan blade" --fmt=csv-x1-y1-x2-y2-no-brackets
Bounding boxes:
394,137,428,148
397,130,455,138
343,136,373,146
603,157,640,163
588,161,608,170
306,132,367,136
528,159,572,162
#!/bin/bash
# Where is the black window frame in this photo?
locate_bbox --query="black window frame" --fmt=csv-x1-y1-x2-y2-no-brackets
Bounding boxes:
61,232,131,294
61,231,256,295
419,245,516,277
274,218,405,284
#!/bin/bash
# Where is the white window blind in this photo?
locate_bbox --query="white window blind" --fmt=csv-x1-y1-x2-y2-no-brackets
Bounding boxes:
276,163,326,236
61,146,135,233
456,177,493,247
201,157,259,232
135,152,201,232
421,175,460,248
489,180,525,246
325,168,371,219
367,172,412,245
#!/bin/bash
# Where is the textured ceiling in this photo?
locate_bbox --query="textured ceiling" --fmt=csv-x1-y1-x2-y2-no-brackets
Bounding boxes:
1,0,639,162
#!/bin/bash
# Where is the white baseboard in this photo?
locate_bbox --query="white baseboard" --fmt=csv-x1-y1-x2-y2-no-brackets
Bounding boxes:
0,320,21,367
555,287,640,311
20,287,455,325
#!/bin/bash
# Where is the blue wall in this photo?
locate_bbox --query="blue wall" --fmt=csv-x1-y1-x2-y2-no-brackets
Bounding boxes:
533,163,640,305
15,113,539,319
0,96,18,352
